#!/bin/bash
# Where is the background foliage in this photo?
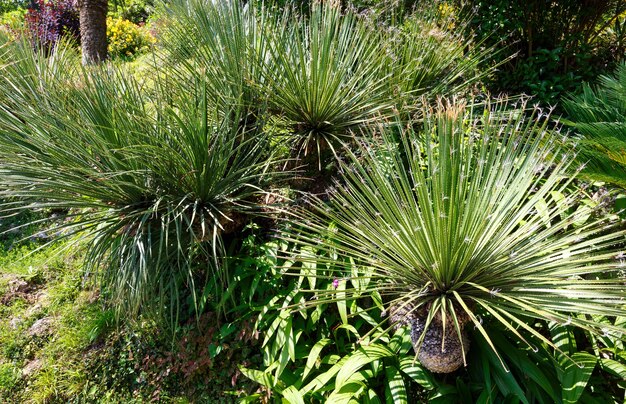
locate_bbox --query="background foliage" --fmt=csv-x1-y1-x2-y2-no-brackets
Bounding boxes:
562,63,626,190
453,0,626,106
24,0,79,51
106,16,154,58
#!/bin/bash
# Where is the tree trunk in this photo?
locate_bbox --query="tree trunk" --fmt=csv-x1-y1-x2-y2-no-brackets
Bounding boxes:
78,0,108,64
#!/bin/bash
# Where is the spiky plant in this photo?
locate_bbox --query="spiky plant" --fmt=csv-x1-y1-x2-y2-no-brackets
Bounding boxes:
0,36,278,323
562,62,626,189
386,6,499,107
158,0,277,121
264,2,393,157
284,100,626,373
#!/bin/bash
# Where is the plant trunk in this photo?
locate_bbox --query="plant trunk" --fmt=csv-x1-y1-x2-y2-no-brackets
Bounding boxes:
78,0,108,64
409,314,470,373
390,302,471,373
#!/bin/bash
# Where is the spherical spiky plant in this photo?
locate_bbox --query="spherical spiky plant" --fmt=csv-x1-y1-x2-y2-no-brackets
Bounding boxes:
285,100,626,373
0,36,279,324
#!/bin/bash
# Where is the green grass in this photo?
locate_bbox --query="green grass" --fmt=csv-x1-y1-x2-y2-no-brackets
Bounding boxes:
0,235,91,401
0,207,122,401
0,237,158,401
0,215,267,402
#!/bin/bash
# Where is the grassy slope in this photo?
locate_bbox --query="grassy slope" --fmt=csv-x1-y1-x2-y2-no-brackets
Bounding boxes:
0,210,105,402
0,209,263,403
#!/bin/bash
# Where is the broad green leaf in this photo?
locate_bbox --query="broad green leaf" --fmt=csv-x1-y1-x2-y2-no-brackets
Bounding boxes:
388,328,412,354
549,322,574,371
336,277,348,325
487,345,529,404
561,352,596,404
492,371,527,403
480,351,493,401
578,392,605,404
429,385,460,402
399,357,436,390
550,191,567,220
599,357,626,379
385,367,407,404
616,195,626,214
489,328,558,402
264,303,292,350
281,385,305,404
550,191,565,204
571,203,592,227
302,355,349,394
333,324,361,338
354,307,382,329
364,388,382,404
287,317,296,361
301,246,318,291
302,338,332,381
321,354,342,365
502,395,523,404
310,305,322,325
455,379,474,404
276,331,292,382
327,381,367,404
239,366,276,389
239,394,263,403
476,389,491,404
535,198,551,227
335,345,394,389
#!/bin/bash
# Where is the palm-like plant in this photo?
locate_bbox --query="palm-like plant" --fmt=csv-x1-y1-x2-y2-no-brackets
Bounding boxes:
158,1,495,170
159,0,277,121
285,100,626,373
0,37,278,322
562,62,626,188
264,3,392,156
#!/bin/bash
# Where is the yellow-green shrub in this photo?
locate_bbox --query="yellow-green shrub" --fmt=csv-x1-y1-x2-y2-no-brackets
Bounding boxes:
106,17,154,59
0,8,26,38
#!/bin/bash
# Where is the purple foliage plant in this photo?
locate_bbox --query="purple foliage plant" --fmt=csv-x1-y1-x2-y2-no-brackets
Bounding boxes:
25,0,80,52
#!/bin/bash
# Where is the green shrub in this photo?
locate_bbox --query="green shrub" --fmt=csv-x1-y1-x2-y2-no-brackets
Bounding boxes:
0,363,19,393
246,233,626,402
437,320,624,402
110,0,155,24
0,8,26,32
242,239,430,402
0,0,27,14
453,0,626,106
